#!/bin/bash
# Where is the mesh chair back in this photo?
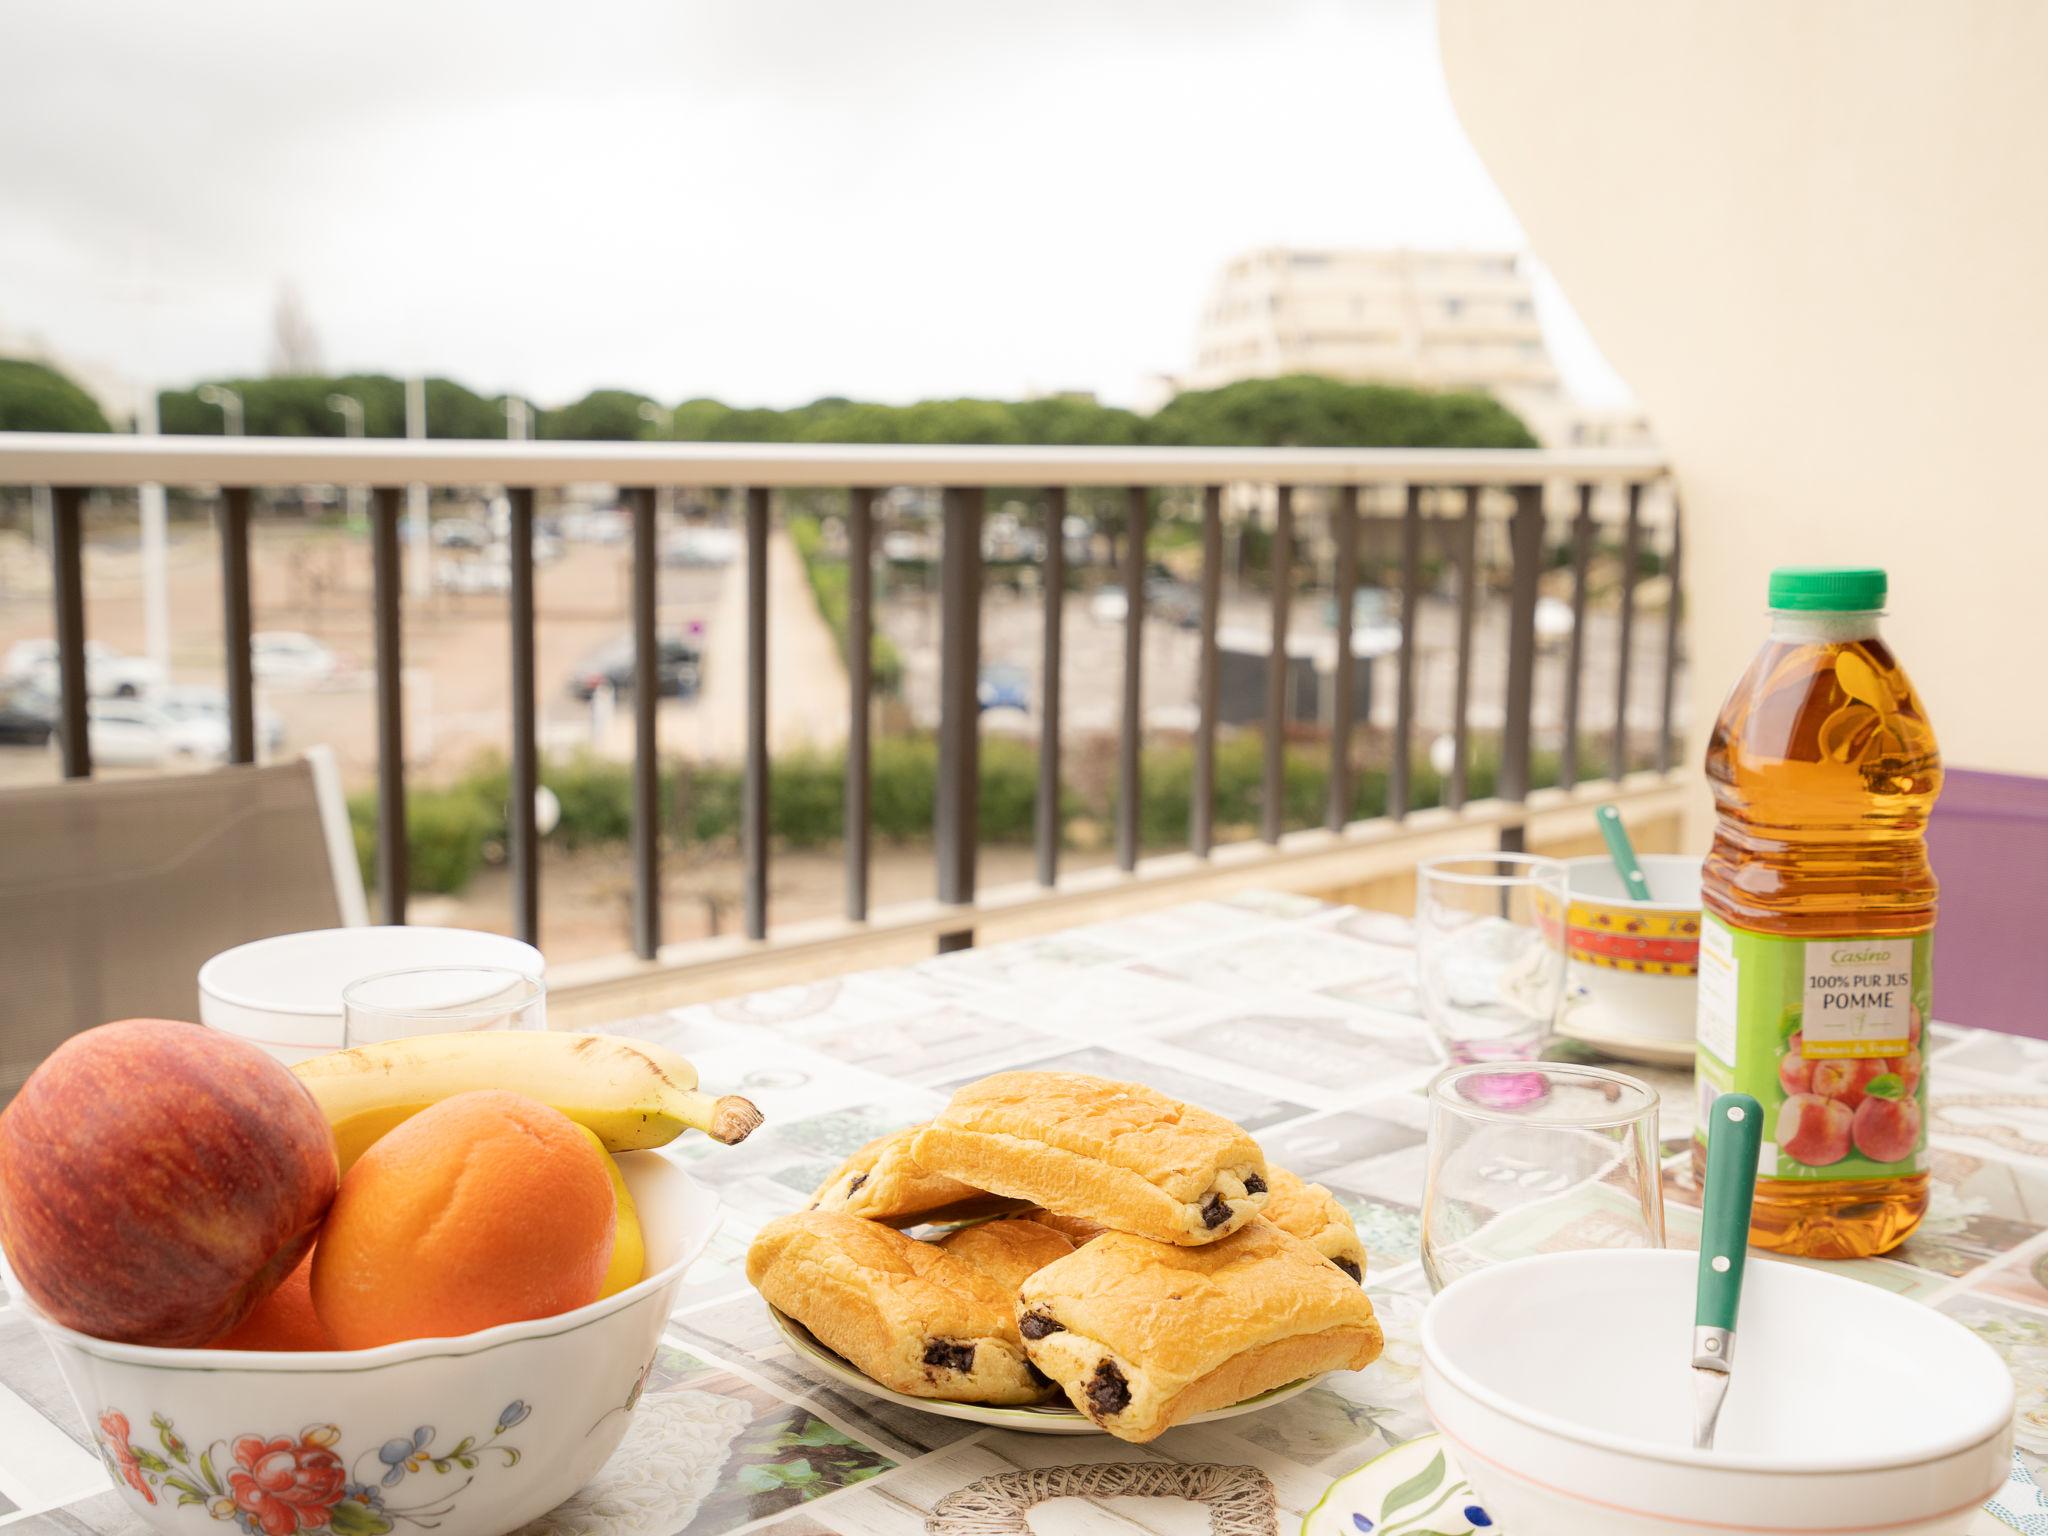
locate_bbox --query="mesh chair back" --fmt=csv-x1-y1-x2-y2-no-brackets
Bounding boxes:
0,762,347,1100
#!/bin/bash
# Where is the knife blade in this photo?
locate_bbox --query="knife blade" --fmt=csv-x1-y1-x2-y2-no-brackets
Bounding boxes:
1693,1092,1762,1452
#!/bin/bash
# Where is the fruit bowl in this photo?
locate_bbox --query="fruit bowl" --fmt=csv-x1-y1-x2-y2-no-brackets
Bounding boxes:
1421,1249,2013,1536
13,1153,716,1536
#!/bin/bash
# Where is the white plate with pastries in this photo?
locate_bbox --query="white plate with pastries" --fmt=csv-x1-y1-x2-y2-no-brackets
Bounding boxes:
767,1305,1323,1434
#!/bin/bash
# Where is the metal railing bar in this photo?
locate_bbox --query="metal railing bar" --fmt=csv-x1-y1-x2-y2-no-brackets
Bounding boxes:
1389,485,1423,819
1497,484,1545,854
50,487,89,780
743,486,771,943
1035,486,1065,888
218,487,255,766
1658,497,1685,774
1192,485,1222,858
1448,485,1480,810
629,487,661,959
0,435,1673,491
1116,485,1146,873
846,487,874,920
1559,484,1595,789
1327,485,1359,832
1613,481,1643,781
936,486,983,948
1263,485,1294,844
369,486,407,922
507,486,539,947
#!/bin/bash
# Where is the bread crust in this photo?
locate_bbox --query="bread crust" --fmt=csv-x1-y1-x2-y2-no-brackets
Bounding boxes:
810,1126,1028,1226
1024,1209,1110,1247
1260,1166,1367,1282
937,1217,1075,1294
1016,1223,1383,1441
747,1211,1043,1404
912,1072,1269,1245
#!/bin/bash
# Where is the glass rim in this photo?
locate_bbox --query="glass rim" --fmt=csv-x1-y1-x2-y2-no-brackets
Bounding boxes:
1417,853,1568,889
341,964,545,1022
1426,1061,1659,1129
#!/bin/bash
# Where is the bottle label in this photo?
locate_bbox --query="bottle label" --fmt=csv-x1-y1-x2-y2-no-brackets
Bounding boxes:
1695,914,1929,1180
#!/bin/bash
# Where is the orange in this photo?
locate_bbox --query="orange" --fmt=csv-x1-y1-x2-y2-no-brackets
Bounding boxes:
211,1251,332,1352
310,1089,614,1349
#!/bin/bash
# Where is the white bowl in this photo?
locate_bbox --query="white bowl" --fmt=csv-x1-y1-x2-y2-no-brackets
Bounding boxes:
198,928,545,1063
1562,854,1703,1050
1422,1250,2012,1536
24,1153,713,1536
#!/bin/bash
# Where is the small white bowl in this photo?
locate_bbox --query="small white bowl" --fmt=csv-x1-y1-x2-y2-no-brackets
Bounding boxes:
1561,853,1703,1053
24,1153,713,1536
1422,1249,2012,1536
198,928,545,1063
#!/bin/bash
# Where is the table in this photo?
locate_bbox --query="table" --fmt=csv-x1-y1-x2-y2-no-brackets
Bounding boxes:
5,891,2048,1535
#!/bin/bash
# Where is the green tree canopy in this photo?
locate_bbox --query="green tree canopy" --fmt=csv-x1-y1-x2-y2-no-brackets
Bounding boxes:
1147,374,1538,449
0,359,112,433
538,388,659,441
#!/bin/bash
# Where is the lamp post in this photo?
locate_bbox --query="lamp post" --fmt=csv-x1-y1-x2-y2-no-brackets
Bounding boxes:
326,393,366,521
638,401,676,522
196,384,243,436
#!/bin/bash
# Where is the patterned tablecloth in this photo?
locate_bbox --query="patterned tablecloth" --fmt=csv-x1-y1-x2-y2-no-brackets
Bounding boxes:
4,891,2048,1536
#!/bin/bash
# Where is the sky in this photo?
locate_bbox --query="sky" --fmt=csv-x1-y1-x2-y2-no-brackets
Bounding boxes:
0,0,1633,412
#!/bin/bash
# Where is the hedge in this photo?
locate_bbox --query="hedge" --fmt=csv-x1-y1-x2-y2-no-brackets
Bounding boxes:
788,515,907,695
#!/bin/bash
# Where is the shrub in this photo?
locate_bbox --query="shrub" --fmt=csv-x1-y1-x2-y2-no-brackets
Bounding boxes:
788,515,907,695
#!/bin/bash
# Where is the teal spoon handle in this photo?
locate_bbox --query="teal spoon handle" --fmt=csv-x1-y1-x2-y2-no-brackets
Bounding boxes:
1596,804,1654,902
1695,1093,1763,1339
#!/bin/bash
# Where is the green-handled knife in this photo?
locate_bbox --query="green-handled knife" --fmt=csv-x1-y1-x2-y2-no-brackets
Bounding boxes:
1596,804,1655,902
1693,1092,1763,1451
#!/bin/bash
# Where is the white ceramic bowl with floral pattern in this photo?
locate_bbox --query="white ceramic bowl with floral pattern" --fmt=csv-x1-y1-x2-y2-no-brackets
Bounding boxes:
18,1152,716,1536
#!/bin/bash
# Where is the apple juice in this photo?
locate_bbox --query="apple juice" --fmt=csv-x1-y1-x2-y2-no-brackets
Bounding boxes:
1693,567,1940,1258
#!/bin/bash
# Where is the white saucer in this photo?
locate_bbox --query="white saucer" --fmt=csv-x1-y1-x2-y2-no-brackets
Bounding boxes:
1556,995,1696,1068
768,1305,1320,1435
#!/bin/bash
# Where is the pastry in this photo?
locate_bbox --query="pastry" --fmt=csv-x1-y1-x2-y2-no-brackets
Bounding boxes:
911,1072,1269,1245
1025,1209,1110,1247
747,1211,1043,1404
937,1217,1075,1294
810,1126,1028,1227
1016,1222,1384,1442
1260,1166,1367,1282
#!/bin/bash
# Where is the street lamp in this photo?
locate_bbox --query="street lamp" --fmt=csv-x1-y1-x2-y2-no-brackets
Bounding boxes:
196,384,243,436
326,393,365,520
638,402,676,520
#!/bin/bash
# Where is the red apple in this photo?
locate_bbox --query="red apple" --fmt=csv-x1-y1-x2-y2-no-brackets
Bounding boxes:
1810,1057,1886,1109
1776,1093,1853,1166
0,1020,337,1347
1778,1032,1815,1096
1852,1094,1922,1164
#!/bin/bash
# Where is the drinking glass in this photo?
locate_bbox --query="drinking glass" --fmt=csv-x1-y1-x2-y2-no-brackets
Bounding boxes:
1420,1061,1665,1292
342,965,546,1046
1415,853,1568,1062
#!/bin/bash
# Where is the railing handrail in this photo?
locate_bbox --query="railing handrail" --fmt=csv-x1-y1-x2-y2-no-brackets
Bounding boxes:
0,433,1669,490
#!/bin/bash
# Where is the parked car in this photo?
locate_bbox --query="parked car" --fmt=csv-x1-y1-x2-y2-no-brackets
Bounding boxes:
659,527,740,567
1321,588,1404,656
561,508,632,545
63,700,180,768
1089,568,1203,629
976,664,1031,714
4,639,164,699
431,517,491,550
250,632,338,685
436,555,512,595
154,684,286,758
0,684,55,746
567,636,703,700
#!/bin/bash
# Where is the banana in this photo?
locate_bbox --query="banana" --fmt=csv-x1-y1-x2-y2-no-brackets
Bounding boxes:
290,1031,764,1174
574,1125,646,1300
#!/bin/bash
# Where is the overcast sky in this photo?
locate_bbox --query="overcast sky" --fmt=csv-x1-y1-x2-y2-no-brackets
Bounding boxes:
0,0,1631,411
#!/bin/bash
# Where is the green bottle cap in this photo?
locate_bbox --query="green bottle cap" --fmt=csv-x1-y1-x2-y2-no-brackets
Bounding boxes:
1767,566,1887,612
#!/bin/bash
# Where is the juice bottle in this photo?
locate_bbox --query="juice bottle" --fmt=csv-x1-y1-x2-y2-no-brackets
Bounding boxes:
1693,567,1940,1258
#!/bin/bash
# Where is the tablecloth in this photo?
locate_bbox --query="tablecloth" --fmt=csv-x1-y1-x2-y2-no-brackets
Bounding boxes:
4,890,2047,1536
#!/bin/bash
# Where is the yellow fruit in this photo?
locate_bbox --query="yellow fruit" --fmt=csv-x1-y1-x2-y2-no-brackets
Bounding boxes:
575,1125,646,1299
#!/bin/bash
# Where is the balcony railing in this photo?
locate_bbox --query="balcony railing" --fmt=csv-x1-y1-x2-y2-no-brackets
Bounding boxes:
0,435,1680,1009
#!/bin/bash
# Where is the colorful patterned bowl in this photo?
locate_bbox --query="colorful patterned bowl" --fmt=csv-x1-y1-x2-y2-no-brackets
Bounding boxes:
16,1153,716,1536
1559,854,1702,1055
1422,1249,2012,1536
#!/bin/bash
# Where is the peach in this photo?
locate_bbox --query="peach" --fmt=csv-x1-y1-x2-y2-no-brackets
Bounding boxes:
1810,1057,1886,1109
1908,1003,1923,1046
1777,1033,1815,1097
1852,1094,1921,1164
1888,1048,1922,1096
1776,1093,1853,1166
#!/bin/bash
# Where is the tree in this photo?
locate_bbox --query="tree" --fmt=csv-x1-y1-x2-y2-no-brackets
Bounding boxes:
538,388,659,441
0,359,111,433
1146,373,1538,449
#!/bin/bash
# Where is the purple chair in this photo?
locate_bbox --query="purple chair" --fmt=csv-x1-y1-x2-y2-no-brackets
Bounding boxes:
1928,769,2048,1038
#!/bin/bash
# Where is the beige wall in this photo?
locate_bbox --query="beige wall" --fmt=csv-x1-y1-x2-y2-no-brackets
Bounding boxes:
1439,1,2048,806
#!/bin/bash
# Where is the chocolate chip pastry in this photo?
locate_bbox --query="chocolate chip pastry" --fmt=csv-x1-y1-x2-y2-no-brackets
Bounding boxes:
747,1210,1045,1404
937,1216,1075,1294
911,1072,1270,1245
810,1125,1029,1227
1015,1221,1384,1442
1259,1166,1367,1283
